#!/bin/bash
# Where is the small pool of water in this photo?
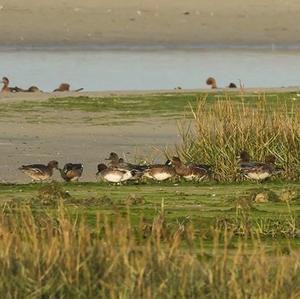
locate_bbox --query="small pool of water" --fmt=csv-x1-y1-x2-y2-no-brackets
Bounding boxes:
0,49,300,91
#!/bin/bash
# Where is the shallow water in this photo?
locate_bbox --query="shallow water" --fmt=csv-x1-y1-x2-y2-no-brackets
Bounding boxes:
0,49,300,91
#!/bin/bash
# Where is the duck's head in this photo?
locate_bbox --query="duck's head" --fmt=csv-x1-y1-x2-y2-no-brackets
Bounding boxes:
59,83,70,91
48,160,59,169
265,154,276,164
228,82,237,88
119,158,125,163
106,152,119,161
2,77,9,85
97,163,107,174
206,77,217,89
238,150,250,162
171,156,182,166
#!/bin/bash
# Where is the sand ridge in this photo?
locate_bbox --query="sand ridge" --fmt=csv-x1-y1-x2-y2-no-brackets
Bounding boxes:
0,0,299,48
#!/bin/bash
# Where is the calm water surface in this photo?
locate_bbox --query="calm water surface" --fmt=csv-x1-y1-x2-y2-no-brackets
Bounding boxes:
0,49,300,91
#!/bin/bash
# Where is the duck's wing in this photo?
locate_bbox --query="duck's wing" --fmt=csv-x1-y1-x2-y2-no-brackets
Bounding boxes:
19,164,47,175
240,161,265,170
63,163,83,172
242,162,273,174
65,169,82,180
188,162,212,170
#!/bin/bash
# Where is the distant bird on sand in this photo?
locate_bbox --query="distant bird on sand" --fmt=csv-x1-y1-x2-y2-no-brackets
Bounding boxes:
1,77,17,92
206,77,218,89
206,77,237,89
14,86,42,93
1,77,41,93
53,83,83,92
228,82,237,88
19,160,59,182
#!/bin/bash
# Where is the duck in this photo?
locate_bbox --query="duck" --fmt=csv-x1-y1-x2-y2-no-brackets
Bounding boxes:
53,83,83,92
206,77,218,89
18,160,59,182
96,163,135,183
106,152,148,172
238,150,280,181
228,82,237,88
1,77,18,93
143,160,176,181
59,163,83,182
206,77,237,89
171,156,210,181
14,86,42,93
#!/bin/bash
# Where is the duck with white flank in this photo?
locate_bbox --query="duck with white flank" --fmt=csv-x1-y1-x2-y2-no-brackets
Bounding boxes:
238,150,282,181
106,152,148,180
171,156,211,181
18,161,59,182
143,160,176,181
59,163,83,182
96,164,136,183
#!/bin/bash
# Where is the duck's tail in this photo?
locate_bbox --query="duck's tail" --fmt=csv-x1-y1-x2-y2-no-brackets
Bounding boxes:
73,88,84,92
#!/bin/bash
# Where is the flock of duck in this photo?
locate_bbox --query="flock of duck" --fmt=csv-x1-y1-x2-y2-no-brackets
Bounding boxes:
18,151,283,183
1,76,233,93
1,77,83,93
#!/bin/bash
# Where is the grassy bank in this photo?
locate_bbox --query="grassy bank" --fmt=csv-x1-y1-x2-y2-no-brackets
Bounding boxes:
1,181,300,239
1,90,300,297
0,181,299,297
1,91,300,125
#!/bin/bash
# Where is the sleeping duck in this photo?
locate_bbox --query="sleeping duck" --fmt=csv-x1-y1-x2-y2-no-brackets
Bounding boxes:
238,151,282,181
96,163,135,183
59,163,83,182
143,160,175,181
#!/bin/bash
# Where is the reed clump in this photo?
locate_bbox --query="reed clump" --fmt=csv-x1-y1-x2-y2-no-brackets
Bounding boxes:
177,96,300,181
0,204,299,298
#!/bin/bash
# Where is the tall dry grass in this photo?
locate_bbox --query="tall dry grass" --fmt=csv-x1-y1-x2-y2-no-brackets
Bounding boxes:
177,96,300,181
0,203,299,298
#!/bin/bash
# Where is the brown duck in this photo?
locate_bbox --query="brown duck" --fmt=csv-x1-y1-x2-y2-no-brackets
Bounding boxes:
19,160,59,182
171,156,210,181
14,86,42,93
1,77,18,93
53,83,83,92
1,77,41,93
206,77,237,89
106,152,148,172
206,77,218,89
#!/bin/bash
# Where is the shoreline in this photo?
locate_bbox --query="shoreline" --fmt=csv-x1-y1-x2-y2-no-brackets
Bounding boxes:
1,43,300,52
1,88,300,103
